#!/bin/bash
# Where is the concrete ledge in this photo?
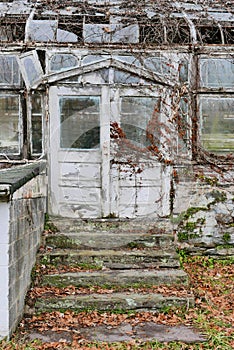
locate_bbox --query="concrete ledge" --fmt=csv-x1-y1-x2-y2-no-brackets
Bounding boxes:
0,161,46,196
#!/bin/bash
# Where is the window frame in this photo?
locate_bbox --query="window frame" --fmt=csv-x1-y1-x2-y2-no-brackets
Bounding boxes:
198,95,234,154
17,50,44,90
0,92,22,157
28,92,45,157
0,54,21,89
197,55,234,155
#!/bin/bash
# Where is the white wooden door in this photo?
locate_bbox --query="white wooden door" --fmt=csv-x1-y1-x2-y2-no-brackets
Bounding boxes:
49,86,171,219
109,88,171,218
49,86,110,218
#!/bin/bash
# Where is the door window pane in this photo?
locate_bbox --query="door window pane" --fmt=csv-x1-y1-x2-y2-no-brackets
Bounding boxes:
120,97,159,148
31,94,43,154
200,97,234,153
60,96,100,149
0,95,20,154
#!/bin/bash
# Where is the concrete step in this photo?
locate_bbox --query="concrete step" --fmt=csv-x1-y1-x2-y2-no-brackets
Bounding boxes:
34,292,194,313
44,232,175,250
49,217,174,234
41,269,189,289
39,249,180,269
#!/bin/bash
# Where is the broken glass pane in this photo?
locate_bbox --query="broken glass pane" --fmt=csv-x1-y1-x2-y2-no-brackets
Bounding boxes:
60,96,100,149
0,55,20,85
56,28,78,43
31,94,43,154
18,51,44,89
200,58,234,88
0,95,20,154
197,26,222,44
50,54,79,72
200,97,234,153
120,97,159,148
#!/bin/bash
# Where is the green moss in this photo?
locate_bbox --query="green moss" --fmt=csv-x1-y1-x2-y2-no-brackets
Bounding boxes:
184,221,197,231
177,216,204,242
177,231,189,241
184,207,208,219
46,235,81,249
209,190,227,204
217,244,233,250
222,233,231,243
44,214,59,233
197,174,219,186
177,231,200,242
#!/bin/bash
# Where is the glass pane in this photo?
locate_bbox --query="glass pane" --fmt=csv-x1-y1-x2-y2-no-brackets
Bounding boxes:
115,55,141,66
200,59,234,88
0,95,20,154
179,59,189,83
60,96,100,149
50,54,79,72
144,57,171,76
23,57,40,86
120,97,159,148
114,70,140,84
200,97,234,153
82,55,107,65
31,94,42,154
177,97,189,152
0,55,20,85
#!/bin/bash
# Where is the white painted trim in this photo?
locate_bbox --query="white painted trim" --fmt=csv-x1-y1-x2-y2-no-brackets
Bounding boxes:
101,86,111,217
45,58,175,87
0,202,10,339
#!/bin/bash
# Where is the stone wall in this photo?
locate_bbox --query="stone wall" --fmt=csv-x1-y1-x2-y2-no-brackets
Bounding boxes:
0,162,47,338
173,166,234,257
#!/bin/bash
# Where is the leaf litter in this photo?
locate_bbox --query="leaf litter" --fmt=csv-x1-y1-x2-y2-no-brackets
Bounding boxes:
0,256,233,349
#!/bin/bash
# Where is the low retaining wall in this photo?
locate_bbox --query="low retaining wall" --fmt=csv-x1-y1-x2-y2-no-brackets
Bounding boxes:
0,161,47,338
173,166,234,257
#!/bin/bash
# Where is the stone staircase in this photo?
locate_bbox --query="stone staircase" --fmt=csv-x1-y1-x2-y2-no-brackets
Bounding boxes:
29,218,194,314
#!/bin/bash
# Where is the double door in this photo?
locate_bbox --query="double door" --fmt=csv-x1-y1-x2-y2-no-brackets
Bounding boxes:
49,86,171,218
